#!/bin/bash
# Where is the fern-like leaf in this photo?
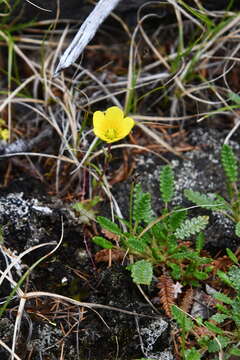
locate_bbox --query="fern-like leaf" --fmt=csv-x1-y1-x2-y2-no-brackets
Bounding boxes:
159,165,175,204
195,232,205,252
92,236,113,249
97,216,122,235
228,265,240,292
171,305,194,332
133,184,152,223
185,348,201,360
235,222,240,237
221,144,238,183
174,216,209,240
184,190,227,210
168,210,187,231
127,236,146,253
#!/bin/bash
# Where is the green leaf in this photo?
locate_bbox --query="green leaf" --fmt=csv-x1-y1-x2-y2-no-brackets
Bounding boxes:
226,248,239,265
221,144,238,183
152,222,166,241
208,335,230,352
174,216,209,240
192,270,208,280
228,265,240,292
127,236,146,253
168,210,187,231
97,216,122,235
213,291,233,305
210,313,228,323
184,348,201,360
230,348,240,356
171,305,194,332
195,232,205,252
92,236,113,249
215,303,230,315
130,260,153,285
159,165,175,203
229,91,240,105
216,270,232,287
184,190,226,210
133,184,153,223
169,263,182,279
72,201,96,223
235,222,240,237
204,321,223,334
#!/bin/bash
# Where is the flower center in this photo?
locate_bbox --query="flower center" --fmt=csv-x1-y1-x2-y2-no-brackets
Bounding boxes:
104,128,118,141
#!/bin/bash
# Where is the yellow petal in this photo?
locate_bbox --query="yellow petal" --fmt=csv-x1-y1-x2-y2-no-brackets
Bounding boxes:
105,106,124,122
93,110,106,138
115,117,135,140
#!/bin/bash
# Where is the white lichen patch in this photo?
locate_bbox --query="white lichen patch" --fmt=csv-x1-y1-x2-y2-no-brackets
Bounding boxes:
32,204,53,215
140,319,174,359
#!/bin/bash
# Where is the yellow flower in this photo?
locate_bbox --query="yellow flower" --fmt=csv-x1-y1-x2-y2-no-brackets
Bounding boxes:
93,106,135,143
0,129,9,141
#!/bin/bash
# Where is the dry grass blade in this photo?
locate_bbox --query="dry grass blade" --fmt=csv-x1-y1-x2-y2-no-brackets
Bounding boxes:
0,242,57,288
23,291,160,319
137,123,182,157
0,339,21,360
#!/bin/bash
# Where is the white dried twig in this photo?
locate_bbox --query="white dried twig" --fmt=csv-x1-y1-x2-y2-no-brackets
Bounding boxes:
55,0,121,75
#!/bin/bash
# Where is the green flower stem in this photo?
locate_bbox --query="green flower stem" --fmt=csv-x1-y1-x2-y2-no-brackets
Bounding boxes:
96,143,112,187
129,181,134,233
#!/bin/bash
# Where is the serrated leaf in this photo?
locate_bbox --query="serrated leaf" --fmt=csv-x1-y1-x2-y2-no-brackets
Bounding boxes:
216,270,232,287
127,236,146,253
213,291,233,305
184,190,226,210
169,263,182,280
205,321,223,334
133,184,153,223
192,270,208,280
226,248,239,265
168,210,187,232
208,335,230,352
215,303,230,314
159,165,175,203
210,313,228,323
92,236,113,249
97,216,122,235
184,348,201,360
230,348,240,356
228,265,240,292
174,216,209,240
221,144,238,183
130,260,153,285
172,305,194,332
195,232,205,252
235,222,240,237
152,222,166,241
